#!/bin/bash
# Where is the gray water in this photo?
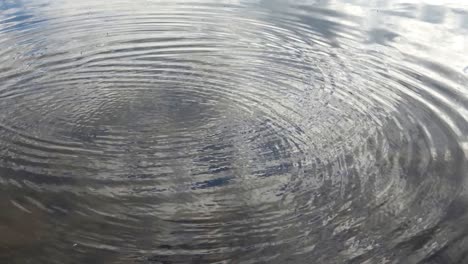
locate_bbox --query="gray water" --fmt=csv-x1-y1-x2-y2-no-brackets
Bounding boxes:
0,0,467,263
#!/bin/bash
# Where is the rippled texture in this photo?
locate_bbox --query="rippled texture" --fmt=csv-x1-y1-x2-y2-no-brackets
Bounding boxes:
0,0,467,263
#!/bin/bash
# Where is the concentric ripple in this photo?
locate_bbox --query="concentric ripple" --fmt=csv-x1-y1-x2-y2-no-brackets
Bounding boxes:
0,0,467,263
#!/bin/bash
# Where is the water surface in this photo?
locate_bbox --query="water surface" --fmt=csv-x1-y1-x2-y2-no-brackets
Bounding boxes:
0,0,467,263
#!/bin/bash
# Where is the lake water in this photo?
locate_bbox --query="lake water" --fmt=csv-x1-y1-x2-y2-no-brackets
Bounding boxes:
0,0,467,263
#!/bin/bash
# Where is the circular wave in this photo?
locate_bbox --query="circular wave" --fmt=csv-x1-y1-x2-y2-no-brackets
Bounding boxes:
0,1,467,263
